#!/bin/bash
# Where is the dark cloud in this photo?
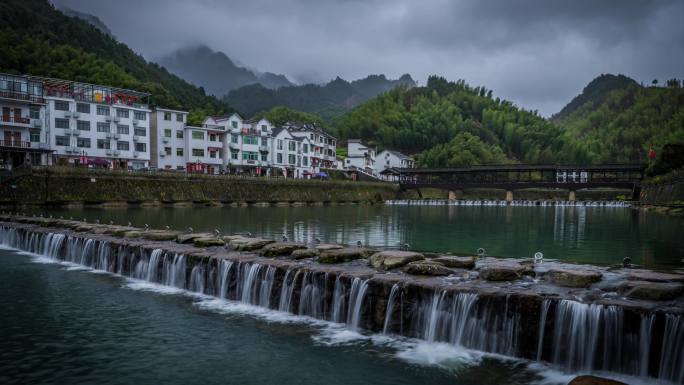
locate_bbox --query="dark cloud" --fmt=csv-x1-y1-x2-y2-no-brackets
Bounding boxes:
52,0,684,115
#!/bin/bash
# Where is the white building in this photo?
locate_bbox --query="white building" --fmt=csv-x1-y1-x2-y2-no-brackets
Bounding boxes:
284,122,337,171
43,78,151,169
345,139,377,176
271,127,314,178
184,124,225,174
150,108,187,171
376,150,414,171
0,73,52,168
204,113,272,176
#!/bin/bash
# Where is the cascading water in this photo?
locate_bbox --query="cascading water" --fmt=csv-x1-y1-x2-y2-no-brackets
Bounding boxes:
659,314,684,384
278,270,300,313
258,266,276,308
298,272,325,318
146,249,163,282
189,263,206,293
240,263,262,304
382,284,400,334
331,276,346,323
162,254,186,289
217,260,233,299
347,278,368,332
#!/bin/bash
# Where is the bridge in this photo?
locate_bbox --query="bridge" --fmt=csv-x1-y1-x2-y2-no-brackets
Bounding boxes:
390,164,646,201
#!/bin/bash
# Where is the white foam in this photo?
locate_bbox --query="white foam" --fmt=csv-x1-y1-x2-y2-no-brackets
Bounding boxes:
395,341,482,368
123,280,186,295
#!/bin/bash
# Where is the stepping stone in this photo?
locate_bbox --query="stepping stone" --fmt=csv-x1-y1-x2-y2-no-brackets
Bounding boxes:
369,250,425,270
229,237,275,251
628,270,684,283
290,248,319,259
548,268,602,288
479,262,527,281
619,280,684,300
260,242,306,257
177,233,214,244
193,237,226,247
433,255,476,269
318,248,374,264
403,260,451,276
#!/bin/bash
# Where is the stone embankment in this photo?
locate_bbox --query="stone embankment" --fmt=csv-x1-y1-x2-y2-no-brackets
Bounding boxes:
638,168,684,216
0,168,397,207
1,213,683,383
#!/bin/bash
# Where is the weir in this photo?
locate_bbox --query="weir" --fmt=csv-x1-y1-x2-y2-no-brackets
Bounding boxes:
0,217,682,384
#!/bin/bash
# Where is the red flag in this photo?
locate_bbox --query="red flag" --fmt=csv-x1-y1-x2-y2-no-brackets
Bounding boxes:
649,144,656,160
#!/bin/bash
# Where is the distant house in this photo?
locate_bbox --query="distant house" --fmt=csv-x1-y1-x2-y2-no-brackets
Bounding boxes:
376,150,414,171
345,139,376,176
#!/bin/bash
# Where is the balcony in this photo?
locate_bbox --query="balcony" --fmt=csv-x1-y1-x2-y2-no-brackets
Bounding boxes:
0,90,45,104
31,119,42,128
259,145,269,153
0,140,31,148
0,115,31,126
229,142,240,150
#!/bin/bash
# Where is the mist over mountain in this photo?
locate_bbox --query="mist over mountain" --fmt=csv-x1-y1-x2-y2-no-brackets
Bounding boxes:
158,45,293,97
56,5,114,38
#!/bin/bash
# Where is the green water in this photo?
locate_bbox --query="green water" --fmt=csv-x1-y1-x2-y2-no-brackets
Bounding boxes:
36,205,684,269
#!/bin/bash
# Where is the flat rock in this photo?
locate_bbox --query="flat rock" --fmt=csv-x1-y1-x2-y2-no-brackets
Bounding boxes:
369,250,425,270
193,237,226,247
222,235,246,242
403,260,451,276
628,270,684,283
567,375,627,385
123,230,144,238
318,248,374,264
103,226,139,237
141,231,181,241
260,242,306,257
315,244,344,251
290,248,320,259
177,233,215,244
619,280,684,300
433,255,476,269
229,237,275,251
548,268,602,288
479,262,526,281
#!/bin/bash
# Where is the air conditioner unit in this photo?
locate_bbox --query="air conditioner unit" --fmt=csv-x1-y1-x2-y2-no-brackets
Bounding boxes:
113,116,120,122
105,116,112,122
132,119,139,126
113,150,120,156
160,152,166,158
162,137,169,143
133,152,139,158
106,150,113,156
32,119,42,128
133,136,140,142
105,132,113,139
64,111,72,118
71,129,80,136
72,112,80,119
114,133,121,139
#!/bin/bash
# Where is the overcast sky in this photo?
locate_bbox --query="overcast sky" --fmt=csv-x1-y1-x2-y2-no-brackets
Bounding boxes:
53,0,684,116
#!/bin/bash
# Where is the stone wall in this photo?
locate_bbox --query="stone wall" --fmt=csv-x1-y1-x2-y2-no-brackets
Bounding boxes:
0,168,398,206
640,170,684,206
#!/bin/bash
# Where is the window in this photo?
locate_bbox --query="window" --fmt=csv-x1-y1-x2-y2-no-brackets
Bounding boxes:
261,124,267,132
303,157,308,166
176,113,183,122
96,106,110,116
277,139,283,150
176,148,183,157
242,151,258,161
288,154,296,164
288,141,296,151
55,118,69,129
192,131,204,140
29,108,40,119
231,135,238,144
117,125,129,135
135,143,146,152
209,134,216,142
117,141,129,151
231,152,238,160
277,153,283,163
116,109,129,118
164,129,172,138
76,103,90,114
164,147,172,155
303,144,308,153
176,130,183,139
54,100,69,111
77,138,91,148
134,127,146,137
77,120,90,131
210,151,217,159
260,153,267,161
244,136,258,145
97,122,110,133
164,112,171,121
134,111,146,120
261,137,267,146
55,135,69,146
192,148,205,157
96,139,110,149
231,121,238,128
30,132,40,142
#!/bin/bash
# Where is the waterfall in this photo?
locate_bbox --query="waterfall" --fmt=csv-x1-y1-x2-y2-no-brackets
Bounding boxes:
162,254,186,289
258,266,276,308
278,270,300,312
331,276,346,323
94,242,111,272
146,249,163,282
240,263,262,304
383,284,400,334
639,313,654,377
659,314,684,384
189,263,206,293
346,278,368,332
298,272,324,318
217,260,233,299
537,299,551,360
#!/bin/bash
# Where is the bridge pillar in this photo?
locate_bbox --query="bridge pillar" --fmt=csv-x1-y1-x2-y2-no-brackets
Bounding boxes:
505,190,513,202
568,190,576,201
448,190,463,200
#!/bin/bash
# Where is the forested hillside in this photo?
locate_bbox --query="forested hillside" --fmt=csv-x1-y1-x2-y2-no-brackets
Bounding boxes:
0,0,230,115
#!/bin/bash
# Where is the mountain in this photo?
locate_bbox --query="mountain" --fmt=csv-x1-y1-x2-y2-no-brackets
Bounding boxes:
158,45,293,96
0,0,230,116
56,5,114,38
225,74,416,118
555,76,684,164
553,74,640,120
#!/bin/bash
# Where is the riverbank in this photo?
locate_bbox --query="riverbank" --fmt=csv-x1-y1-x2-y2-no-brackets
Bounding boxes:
637,168,684,216
0,167,397,207
1,214,682,384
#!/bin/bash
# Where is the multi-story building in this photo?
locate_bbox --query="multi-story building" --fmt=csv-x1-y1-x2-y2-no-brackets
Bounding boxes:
345,139,377,176
204,113,272,175
376,150,414,171
271,127,314,178
284,122,337,170
184,124,226,174
150,108,187,171
0,73,52,168
44,77,151,169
